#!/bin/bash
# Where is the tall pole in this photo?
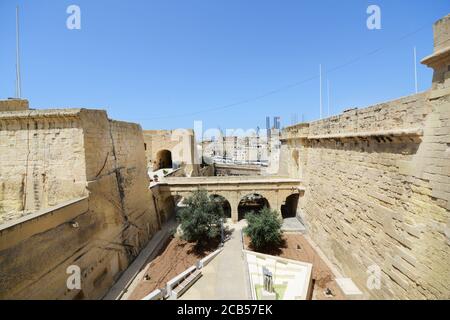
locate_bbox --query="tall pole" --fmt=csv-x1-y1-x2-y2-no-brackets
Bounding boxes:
319,64,323,119
15,6,22,98
414,47,418,94
327,80,330,117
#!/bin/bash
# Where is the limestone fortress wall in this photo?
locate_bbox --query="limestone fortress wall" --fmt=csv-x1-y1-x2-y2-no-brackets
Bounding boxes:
0,108,87,223
0,108,160,299
0,13,448,301
280,15,450,299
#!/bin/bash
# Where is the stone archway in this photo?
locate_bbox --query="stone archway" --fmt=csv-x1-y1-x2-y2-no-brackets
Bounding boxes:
281,194,299,218
237,193,270,221
210,194,232,219
154,149,173,171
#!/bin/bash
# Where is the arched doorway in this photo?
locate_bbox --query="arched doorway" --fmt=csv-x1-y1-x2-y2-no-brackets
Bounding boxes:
210,194,231,219
154,149,173,170
281,194,299,219
238,193,269,221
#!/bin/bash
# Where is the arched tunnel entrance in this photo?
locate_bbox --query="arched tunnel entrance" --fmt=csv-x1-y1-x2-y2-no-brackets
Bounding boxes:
210,195,231,219
154,149,173,171
281,194,299,219
158,195,185,224
238,193,269,221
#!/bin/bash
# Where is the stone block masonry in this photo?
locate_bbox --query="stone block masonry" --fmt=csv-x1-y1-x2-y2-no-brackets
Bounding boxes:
142,129,200,177
0,109,87,222
280,14,450,299
0,99,29,112
0,108,161,299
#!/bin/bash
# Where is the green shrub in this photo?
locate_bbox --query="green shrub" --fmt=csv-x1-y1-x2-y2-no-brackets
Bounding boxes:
177,189,224,245
244,207,283,251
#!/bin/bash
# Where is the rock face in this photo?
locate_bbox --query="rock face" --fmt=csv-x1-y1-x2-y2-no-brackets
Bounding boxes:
0,108,160,299
279,15,450,299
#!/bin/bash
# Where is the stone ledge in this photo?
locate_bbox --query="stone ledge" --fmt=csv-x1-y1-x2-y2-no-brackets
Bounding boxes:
429,86,450,100
421,46,450,67
0,196,89,251
161,176,302,185
0,108,82,120
307,128,423,141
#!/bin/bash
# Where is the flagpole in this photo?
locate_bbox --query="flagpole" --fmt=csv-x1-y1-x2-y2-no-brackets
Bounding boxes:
327,79,330,117
16,6,22,98
414,47,418,94
319,64,323,119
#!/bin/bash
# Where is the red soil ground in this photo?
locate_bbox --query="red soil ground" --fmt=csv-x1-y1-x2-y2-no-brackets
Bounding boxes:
129,233,344,300
127,237,216,300
244,233,345,300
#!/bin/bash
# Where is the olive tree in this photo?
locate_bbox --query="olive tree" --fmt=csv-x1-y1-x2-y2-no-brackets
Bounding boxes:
244,207,283,251
177,189,224,245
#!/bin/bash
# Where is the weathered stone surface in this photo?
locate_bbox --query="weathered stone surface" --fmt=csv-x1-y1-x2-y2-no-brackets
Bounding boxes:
279,15,450,299
0,99,29,112
0,109,161,299
0,109,87,222
142,129,200,176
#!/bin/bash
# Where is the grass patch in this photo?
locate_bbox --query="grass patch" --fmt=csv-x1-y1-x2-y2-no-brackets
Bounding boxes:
254,284,287,300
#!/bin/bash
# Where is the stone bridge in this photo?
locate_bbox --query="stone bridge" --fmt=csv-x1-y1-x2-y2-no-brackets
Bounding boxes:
214,163,262,176
153,176,303,222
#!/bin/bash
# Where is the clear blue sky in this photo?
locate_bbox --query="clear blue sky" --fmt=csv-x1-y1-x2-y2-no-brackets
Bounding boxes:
0,1,449,132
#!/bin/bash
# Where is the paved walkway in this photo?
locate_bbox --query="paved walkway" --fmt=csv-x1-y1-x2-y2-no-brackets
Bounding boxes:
180,221,250,300
282,217,306,233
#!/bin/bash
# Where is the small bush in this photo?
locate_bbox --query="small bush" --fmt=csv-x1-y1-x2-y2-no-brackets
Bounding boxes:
244,207,283,251
177,189,224,245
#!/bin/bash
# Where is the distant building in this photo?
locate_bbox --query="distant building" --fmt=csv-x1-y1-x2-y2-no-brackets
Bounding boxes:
273,116,281,130
266,116,271,141
201,128,275,165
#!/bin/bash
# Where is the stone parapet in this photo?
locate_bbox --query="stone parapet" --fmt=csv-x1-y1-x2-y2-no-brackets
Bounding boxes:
0,99,29,112
0,106,160,300
277,15,450,299
421,14,450,90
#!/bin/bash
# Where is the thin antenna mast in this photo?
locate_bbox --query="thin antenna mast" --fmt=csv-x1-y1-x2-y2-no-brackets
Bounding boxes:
414,47,418,94
319,64,323,119
15,6,22,98
327,79,330,117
